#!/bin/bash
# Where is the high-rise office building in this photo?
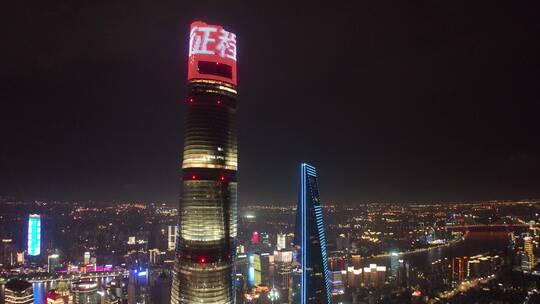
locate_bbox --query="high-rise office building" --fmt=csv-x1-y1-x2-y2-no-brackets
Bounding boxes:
276,260,294,303
151,271,172,304
524,236,535,270
452,257,467,285
362,264,387,288
28,214,41,256
389,252,400,279
250,252,270,286
277,233,287,250
149,248,160,265
167,226,177,251
4,279,34,304
128,267,149,304
83,252,91,265
48,253,60,274
329,271,345,302
295,163,332,304
16,252,24,264
1,238,16,266
521,251,532,272
335,234,349,251
274,250,293,264
171,21,238,304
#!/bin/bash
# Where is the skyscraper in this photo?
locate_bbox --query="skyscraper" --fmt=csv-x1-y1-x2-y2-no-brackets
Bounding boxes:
47,253,60,274
83,252,91,265
296,163,332,304
277,233,287,250
151,271,172,304
128,267,149,304
524,236,535,270
27,214,41,256
1,238,16,266
171,21,238,304
167,225,177,251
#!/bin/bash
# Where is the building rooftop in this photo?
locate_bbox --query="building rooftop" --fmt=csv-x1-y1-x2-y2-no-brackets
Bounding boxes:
72,280,98,291
5,278,32,293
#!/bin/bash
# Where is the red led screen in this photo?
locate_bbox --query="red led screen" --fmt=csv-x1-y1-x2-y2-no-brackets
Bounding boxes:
188,21,237,85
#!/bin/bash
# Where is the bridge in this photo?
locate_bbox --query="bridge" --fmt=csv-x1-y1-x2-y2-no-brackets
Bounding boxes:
446,224,529,229
23,271,128,284
445,216,531,232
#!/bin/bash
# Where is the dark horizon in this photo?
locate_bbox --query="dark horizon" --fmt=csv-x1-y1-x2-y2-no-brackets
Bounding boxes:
2,1,539,204
1,196,538,207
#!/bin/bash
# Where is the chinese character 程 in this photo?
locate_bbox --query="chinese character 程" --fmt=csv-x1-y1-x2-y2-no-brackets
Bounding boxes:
216,29,237,61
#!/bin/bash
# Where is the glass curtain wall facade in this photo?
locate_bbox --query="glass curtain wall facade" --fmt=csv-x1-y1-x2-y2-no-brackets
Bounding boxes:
171,22,238,304
296,163,331,304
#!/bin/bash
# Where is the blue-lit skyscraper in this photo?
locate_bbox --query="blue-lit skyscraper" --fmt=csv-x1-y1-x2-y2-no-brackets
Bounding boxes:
27,214,41,256
296,163,331,304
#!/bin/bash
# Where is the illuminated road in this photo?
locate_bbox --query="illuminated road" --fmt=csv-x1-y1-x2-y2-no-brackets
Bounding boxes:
431,274,497,302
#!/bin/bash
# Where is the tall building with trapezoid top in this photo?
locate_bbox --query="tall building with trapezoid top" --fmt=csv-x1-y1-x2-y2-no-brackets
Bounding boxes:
295,163,332,304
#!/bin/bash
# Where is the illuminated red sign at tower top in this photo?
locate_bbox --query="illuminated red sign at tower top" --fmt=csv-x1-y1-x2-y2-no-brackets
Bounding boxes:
188,21,237,86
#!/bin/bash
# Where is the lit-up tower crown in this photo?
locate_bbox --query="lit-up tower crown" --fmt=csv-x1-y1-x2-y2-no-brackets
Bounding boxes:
171,21,238,304
296,163,331,304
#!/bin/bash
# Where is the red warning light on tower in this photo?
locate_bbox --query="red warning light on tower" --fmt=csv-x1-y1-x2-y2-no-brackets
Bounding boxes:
251,231,260,244
188,21,237,85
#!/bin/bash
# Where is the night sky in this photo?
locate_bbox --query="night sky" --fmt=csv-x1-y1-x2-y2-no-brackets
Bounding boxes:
2,1,539,204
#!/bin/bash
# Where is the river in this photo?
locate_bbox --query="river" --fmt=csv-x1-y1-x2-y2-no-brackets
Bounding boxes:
365,232,510,272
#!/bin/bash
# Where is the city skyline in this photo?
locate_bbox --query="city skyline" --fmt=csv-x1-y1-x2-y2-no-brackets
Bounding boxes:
1,2,539,204
1,199,538,303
